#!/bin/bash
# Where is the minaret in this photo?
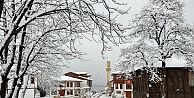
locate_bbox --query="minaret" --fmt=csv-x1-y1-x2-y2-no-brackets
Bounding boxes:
106,58,111,93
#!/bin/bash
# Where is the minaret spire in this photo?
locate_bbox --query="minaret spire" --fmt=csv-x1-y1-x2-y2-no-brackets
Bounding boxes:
106,57,111,94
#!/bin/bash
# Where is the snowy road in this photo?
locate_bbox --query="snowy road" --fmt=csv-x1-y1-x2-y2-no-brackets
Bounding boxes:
92,94,112,98
98,94,109,98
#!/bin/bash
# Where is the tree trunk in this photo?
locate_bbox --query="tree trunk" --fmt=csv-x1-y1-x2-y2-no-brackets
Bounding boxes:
14,83,22,98
1,41,16,98
1,75,8,98
7,78,19,98
162,61,166,98
0,0,4,18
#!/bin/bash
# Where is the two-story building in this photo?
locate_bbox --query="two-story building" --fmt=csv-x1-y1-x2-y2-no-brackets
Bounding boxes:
58,76,82,97
111,71,133,98
58,71,92,97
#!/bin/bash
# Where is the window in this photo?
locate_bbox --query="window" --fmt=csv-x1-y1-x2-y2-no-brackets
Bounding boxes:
120,84,123,89
75,82,77,87
67,91,70,95
70,90,73,95
88,80,92,87
78,82,80,87
115,84,118,89
75,82,80,87
31,77,35,84
70,82,73,87
67,90,73,95
67,82,69,87
189,72,194,86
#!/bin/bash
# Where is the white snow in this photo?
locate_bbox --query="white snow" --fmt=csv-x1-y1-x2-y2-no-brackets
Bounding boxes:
59,76,82,81
111,71,123,74
38,94,109,98
152,58,187,68
99,94,110,98
74,72,88,74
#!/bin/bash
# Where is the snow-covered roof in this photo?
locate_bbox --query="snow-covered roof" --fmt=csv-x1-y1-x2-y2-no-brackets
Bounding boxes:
59,76,82,82
74,72,88,74
158,58,187,67
114,58,189,74
78,76,93,80
63,71,92,80
111,71,123,74
133,58,188,71
65,71,88,75
82,87,90,88
87,74,92,76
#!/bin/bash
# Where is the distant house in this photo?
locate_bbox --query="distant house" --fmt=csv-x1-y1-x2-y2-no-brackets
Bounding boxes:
57,71,92,97
111,71,133,98
58,76,82,97
132,67,194,98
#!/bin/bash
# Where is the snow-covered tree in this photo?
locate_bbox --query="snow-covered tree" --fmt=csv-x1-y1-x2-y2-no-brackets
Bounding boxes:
85,91,93,98
0,0,129,98
34,64,61,97
111,91,117,98
117,0,194,98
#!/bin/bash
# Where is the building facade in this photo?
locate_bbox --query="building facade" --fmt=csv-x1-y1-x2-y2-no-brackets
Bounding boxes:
111,72,133,98
58,71,92,97
2,74,37,98
133,67,194,98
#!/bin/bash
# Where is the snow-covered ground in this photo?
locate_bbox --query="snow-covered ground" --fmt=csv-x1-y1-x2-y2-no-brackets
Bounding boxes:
38,94,110,98
99,94,110,98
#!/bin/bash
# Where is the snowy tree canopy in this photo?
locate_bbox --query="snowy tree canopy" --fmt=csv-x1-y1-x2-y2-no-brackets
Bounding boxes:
0,0,129,98
116,0,194,81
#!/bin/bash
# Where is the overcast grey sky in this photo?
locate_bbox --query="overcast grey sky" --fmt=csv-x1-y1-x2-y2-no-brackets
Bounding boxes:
63,0,194,86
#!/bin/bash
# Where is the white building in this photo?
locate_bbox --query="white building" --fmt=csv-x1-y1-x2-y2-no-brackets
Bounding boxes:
17,74,37,98
0,74,37,98
57,71,92,98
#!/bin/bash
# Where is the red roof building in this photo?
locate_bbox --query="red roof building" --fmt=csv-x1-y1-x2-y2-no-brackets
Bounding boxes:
57,71,92,97
111,71,133,98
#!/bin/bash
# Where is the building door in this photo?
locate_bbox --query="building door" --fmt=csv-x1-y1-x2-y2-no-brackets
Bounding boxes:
126,91,132,98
